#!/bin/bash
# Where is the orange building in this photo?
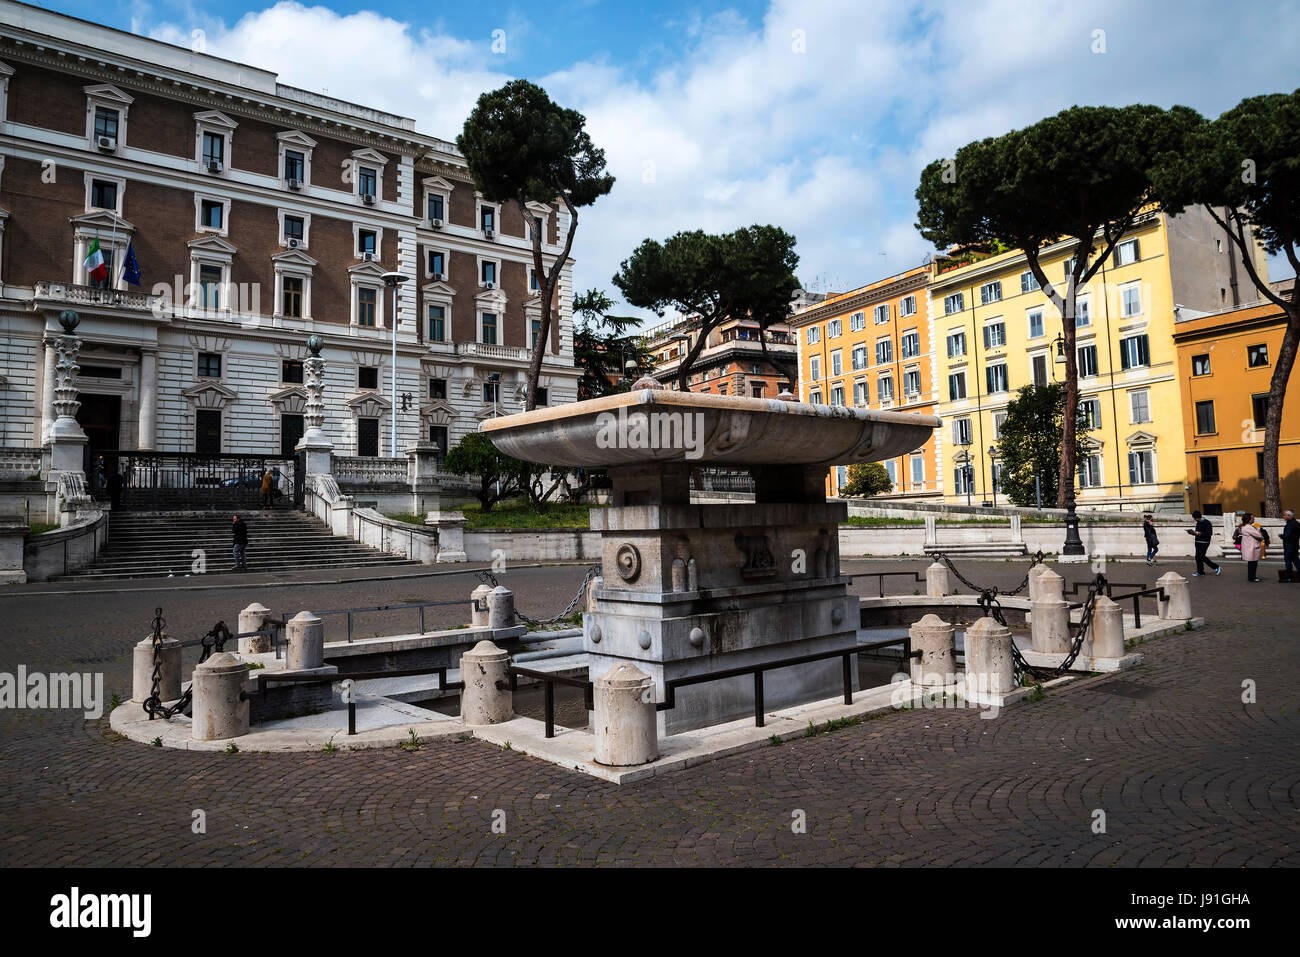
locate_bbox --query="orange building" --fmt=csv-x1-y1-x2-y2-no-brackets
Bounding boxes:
1174,287,1300,516
642,315,798,399
790,265,940,498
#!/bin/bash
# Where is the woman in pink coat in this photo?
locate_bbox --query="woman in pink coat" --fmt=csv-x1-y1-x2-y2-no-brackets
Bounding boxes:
1238,513,1266,582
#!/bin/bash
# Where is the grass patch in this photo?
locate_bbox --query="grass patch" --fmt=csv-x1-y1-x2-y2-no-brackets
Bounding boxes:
399,728,422,752
322,741,338,754
1026,683,1047,702
26,522,59,535
461,501,601,530
224,742,239,754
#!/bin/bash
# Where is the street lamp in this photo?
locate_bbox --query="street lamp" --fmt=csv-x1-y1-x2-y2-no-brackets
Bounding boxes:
988,444,998,507
382,271,409,459
488,372,502,499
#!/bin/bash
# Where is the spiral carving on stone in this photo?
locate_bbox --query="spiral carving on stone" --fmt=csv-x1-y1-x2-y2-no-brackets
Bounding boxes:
615,543,641,582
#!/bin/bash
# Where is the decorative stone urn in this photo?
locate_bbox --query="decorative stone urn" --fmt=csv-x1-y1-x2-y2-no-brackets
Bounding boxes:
483,384,939,734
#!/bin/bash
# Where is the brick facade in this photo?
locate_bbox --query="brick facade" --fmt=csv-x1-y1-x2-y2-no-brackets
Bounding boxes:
0,0,578,461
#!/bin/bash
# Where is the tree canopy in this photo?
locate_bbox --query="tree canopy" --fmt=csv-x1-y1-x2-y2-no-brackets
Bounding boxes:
612,225,799,390
840,462,894,498
457,80,614,410
1151,90,1300,515
916,104,1197,508
572,288,654,401
995,383,1098,508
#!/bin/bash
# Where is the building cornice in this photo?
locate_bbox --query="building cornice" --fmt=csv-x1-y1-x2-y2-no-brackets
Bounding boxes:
0,35,434,157
790,270,929,328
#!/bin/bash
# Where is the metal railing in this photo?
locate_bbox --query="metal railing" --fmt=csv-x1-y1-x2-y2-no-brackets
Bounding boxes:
93,451,296,507
315,598,467,642
854,570,926,597
505,665,593,739
1105,586,1168,628
260,666,462,735
690,467,755,494
656,643,894,729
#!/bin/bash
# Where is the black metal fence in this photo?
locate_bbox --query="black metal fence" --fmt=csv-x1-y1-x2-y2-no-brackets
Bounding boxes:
91,451,299,508
690,467,755,494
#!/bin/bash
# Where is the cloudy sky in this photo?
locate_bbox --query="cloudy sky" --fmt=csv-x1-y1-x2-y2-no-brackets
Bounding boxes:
37,0,1300,320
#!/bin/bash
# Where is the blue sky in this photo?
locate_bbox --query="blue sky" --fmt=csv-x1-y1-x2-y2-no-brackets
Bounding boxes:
26,0,1300,318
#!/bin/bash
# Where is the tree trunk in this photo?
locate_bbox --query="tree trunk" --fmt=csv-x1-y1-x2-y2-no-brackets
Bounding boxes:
758,333,797,394
519,195,579,411
1262,308,1299,516
676,324,711,391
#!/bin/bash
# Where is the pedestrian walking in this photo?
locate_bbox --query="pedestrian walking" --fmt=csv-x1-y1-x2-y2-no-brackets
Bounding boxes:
1281,509,1299,583
1186,509,1221,577
260,468,275,510
1237,513,1266,582
231,514,248,572
1142,513,1159,565
106,466,124,510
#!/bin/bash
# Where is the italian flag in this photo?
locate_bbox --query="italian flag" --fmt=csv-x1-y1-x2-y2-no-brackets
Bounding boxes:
84,239,108,284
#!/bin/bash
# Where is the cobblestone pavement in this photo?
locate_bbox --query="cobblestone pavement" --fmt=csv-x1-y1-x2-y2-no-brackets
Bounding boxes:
1,557,1297,867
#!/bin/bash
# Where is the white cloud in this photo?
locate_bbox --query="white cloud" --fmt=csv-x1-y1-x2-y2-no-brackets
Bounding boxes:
140,0,1300,325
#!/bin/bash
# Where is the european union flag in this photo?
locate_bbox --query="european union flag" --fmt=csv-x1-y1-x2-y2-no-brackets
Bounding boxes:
122,241,141,286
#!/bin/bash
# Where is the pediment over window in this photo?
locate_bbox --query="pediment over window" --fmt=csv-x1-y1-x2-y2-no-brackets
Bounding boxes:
188,235,238,256
422,175,455,191
347,260,387,280
347,391,391,417
71,210,135,235
194,109,238,130
420,400,455,424
182,381,239,408
474,286,507,306
1126,430,1158,447
277,129,317,148
350,147,389,166
84,82,133,105
422,280,456,297
272,248,318,269
267,387,308,412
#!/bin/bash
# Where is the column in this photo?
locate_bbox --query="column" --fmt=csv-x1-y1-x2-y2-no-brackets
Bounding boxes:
39,336,56,446
138,348,157,449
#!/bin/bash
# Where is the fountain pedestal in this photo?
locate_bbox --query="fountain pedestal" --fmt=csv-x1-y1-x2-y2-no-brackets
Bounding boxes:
484,387,938,735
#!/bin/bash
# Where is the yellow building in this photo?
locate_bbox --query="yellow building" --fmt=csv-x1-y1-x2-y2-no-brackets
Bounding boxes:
929,205,1269,511
791,266,940,499
1174,287,1300,516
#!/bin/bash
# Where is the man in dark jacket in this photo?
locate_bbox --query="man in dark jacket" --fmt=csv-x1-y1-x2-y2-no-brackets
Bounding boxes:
1282,509,1299,582
1186,509,1221,577
1142,514,1159,566
231,515,248,572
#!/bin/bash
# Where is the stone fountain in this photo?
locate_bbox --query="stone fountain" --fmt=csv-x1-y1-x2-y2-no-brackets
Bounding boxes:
483,382,938,734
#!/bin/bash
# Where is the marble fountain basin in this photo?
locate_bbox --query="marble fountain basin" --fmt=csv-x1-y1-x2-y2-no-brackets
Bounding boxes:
481,389,939,467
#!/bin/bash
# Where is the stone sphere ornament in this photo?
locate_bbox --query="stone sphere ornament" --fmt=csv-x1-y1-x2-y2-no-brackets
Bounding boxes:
615,543,641,582
688,627,706,649
306,333,323,356
58,309,81,333
631,376,665,391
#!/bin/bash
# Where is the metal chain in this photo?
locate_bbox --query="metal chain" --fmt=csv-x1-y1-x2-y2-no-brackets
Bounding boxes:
143,615,232,720
476,565,600,627
946,553,1102,685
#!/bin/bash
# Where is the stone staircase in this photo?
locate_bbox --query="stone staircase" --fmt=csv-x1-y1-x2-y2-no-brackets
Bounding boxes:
63,508,419,580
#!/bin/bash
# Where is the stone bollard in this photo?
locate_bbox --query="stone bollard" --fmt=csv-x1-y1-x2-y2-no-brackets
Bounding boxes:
1089,595,1125,660
1156,571,1192,620
191,651,249,741
1030,571,1071,654
924,514,937,546
593,663,659,766
132,634,182,703
1029,564,1060,604
964,617,1016,697
470,583,492,627
238,602,272,655
925,561,950,598
487,585,515,629
459,640,512,725
286,611,325,670
908,614,956,686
